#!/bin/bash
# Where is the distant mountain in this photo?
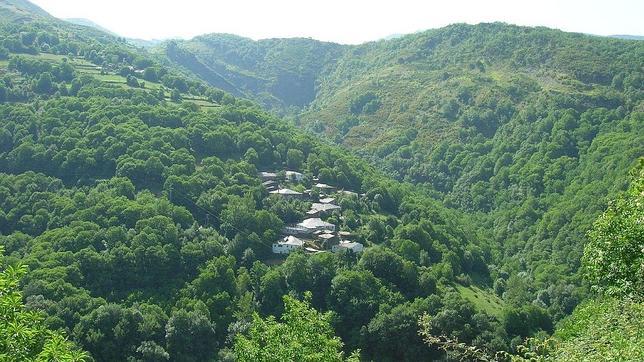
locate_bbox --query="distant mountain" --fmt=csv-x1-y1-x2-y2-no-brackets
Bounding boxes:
154,34,346,110
65,17,116,35
610,34,644,41
127,38,164,48
64,18,166,48
379,33,406,41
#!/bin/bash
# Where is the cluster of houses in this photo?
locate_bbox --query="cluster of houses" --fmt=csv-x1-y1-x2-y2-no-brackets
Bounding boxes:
260,171,365,256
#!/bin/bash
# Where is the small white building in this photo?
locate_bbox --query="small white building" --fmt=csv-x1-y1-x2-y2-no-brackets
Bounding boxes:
332,241,364,253
285,171,305,182
298,218,336,233
319,197,336,204
259,172,278,180
272,235,304,254
339,190,358,197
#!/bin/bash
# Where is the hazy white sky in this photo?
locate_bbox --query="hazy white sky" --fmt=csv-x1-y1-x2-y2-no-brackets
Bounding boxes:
31,0,644,44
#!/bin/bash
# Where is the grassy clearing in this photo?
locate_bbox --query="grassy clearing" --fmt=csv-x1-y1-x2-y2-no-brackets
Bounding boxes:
455,284,504,318
93,74,125,83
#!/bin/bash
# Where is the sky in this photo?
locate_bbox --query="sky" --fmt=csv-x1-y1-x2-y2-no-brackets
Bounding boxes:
30,0,644,44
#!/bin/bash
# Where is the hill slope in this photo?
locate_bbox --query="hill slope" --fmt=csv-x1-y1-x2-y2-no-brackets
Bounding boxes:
64,17,117,35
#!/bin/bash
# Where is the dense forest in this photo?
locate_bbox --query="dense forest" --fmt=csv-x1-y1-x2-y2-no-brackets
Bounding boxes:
0,0,642,361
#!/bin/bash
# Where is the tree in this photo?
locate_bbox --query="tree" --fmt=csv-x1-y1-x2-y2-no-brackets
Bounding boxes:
143,67,159,82
234,292,356,361
126,75,140,88
165,308,218,362
34,72,54,94
0,84,6,103
286,149,305,170
171,88,182,102
329,270,401,348
73,304,144,360
358,246,418,296
56,61,75,82
363,298,439,361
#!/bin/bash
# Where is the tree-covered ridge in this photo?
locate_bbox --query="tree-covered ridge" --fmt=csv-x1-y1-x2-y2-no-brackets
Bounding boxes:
156,34,345,110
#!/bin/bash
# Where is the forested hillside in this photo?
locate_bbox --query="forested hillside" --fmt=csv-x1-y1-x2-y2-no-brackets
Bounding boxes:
0,2,558,361
0,1,642,360
163,22,644,326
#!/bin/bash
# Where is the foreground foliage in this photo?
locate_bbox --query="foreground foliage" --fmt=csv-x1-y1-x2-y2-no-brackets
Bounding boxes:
547,298,643,361
0,247,88,361
583,159,643,298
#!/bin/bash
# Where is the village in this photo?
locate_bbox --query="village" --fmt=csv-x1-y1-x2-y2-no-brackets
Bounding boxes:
259,170,365,256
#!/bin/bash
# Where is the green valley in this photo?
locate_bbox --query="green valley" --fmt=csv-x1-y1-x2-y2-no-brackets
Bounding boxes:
0,0,642,361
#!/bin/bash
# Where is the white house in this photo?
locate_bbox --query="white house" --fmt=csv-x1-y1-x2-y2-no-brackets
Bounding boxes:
332,241,364,253
298,218,336,233
339,190,358,197
319,197,335,204
272,235,304,254
285,170,305,182
259,171,278,180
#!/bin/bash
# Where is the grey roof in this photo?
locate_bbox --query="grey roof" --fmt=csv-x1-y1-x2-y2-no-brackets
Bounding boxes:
314,183,335,189
270,188,302,196
319,197,335,204
318,233,338,240
304,247,324,253
298,218,335,229
278,235,304,246
336,241,363,250
310,203,341,212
